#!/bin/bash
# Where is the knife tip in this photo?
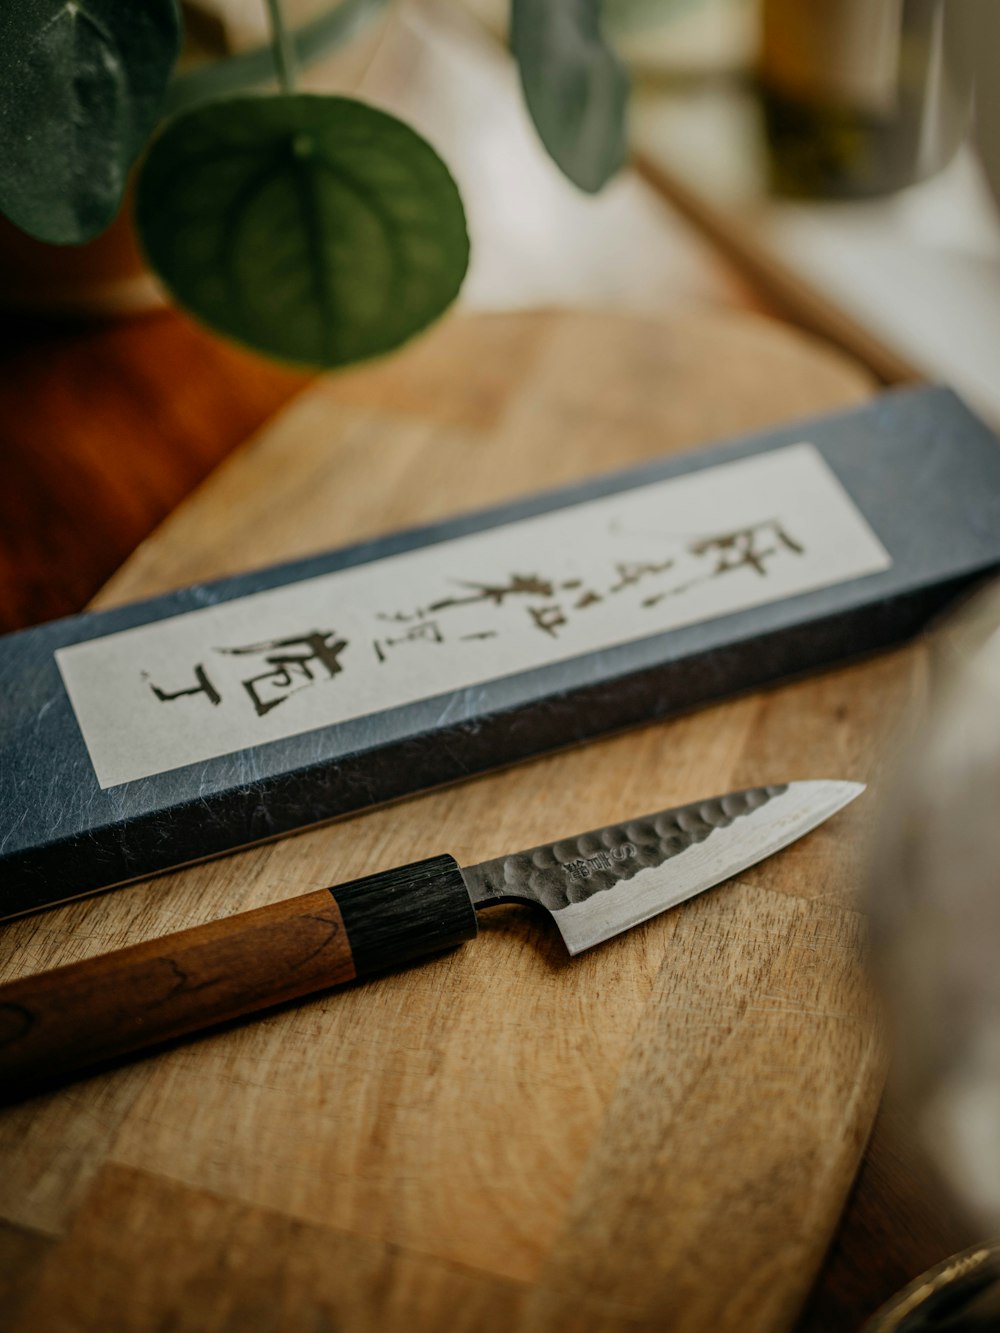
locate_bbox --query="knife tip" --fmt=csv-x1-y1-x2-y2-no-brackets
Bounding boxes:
792,778,866,811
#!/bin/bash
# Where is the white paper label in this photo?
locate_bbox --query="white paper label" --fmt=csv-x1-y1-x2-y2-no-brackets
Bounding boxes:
57,444,891,789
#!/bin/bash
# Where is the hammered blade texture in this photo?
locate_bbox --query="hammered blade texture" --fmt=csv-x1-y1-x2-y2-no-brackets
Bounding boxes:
471,785,789,913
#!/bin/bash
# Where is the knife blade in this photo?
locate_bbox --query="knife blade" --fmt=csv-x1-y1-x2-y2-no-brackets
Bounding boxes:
464,780,862,955
0,780,861,1098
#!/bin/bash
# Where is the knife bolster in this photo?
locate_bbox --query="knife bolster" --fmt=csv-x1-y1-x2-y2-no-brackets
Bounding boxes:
331,854,478,978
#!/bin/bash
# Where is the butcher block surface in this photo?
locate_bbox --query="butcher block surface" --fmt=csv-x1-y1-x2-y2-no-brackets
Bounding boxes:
0,309,923,1332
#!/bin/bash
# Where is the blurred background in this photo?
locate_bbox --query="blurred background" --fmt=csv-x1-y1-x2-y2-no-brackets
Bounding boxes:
25,0,1000,409
9,0,1000,423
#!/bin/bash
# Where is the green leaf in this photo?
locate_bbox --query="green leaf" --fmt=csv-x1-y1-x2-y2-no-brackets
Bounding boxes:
0,0,181,244
511,0,629,193
135,95,469,369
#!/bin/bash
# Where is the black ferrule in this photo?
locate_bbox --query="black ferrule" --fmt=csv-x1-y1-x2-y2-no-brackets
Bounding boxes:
331,854,478,977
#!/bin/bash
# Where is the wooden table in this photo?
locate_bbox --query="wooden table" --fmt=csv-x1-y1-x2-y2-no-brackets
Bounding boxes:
0,300,983,1330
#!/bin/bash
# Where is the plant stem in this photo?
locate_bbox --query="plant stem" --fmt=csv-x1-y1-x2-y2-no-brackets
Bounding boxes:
265,0,297,93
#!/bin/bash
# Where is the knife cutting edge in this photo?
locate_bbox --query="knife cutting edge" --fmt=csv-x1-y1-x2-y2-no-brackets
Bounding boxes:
0,780,862,1099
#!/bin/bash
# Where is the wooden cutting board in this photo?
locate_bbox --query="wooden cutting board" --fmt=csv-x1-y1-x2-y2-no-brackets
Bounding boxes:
1,310,923,1332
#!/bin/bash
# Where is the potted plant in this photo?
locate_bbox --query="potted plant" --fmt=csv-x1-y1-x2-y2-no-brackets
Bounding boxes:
0,0,629,367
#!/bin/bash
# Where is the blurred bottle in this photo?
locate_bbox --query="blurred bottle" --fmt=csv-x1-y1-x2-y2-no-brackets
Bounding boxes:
760,0,975,197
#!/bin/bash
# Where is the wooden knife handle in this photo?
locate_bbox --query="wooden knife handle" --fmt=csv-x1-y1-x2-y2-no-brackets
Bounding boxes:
0,855,477,1098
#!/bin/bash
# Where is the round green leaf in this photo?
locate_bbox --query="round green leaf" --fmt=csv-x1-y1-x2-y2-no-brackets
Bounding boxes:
135,95,470,369
0,0,180,244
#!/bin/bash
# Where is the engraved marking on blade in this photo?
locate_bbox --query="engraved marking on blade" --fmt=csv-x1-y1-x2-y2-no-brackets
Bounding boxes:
498,785,788,912
566,843,637,880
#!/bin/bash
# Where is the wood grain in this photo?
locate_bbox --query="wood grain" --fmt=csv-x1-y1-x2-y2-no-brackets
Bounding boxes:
1,309,921,1331
13,1165,529,1333
0,1220,53,1332
0,890,355,1097
521,889,878,1333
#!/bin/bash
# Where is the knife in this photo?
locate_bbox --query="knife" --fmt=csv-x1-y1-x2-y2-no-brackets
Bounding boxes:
0,780,861,1098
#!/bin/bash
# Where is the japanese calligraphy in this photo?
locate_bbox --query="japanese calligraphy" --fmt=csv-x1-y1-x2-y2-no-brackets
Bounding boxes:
147,629,348,718
373,619,444,664
375,517,805,646
145,663,221,707
56,442,891,790
641,519,805,608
